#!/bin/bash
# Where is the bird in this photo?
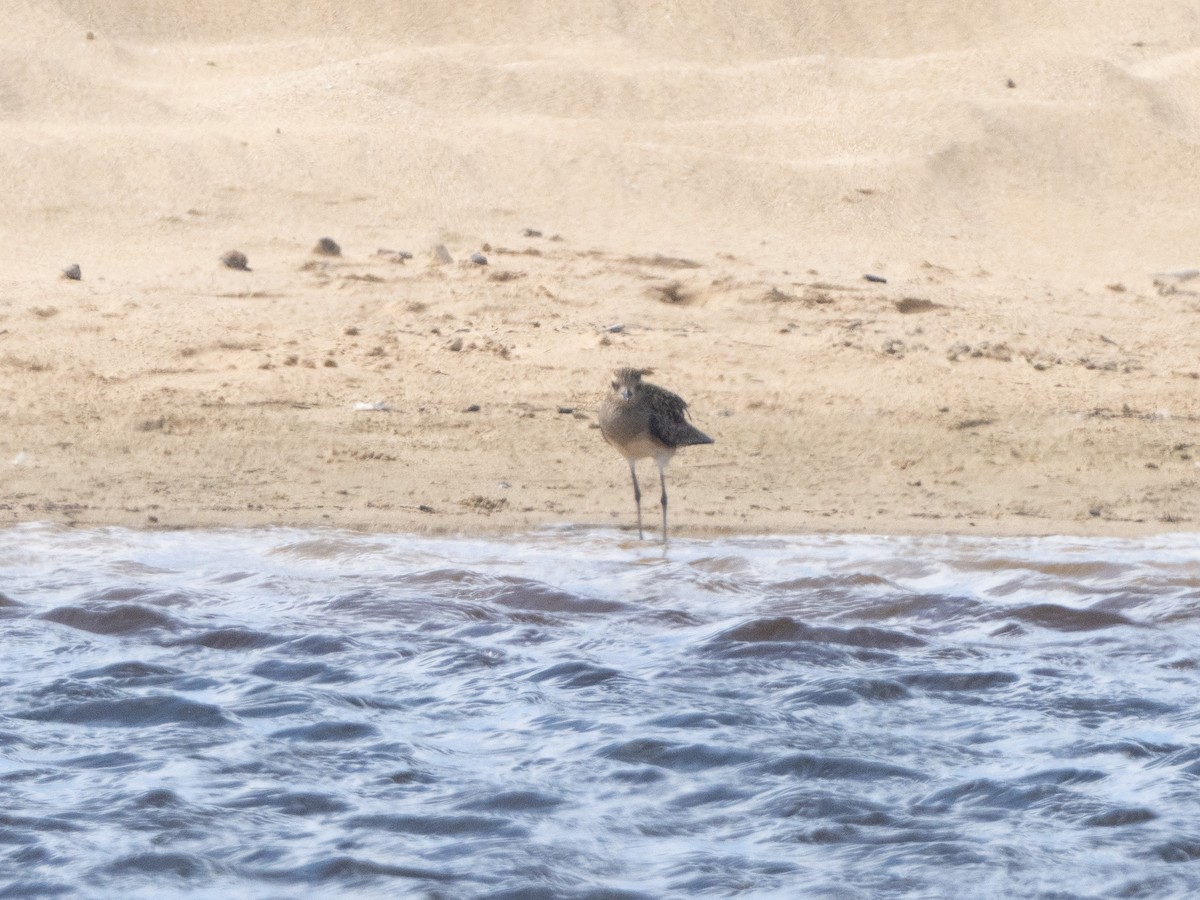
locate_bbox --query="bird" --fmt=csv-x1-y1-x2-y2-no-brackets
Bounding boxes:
599,367,713,541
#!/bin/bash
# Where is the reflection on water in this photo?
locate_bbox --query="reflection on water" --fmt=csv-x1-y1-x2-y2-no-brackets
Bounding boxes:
1,525,1198,898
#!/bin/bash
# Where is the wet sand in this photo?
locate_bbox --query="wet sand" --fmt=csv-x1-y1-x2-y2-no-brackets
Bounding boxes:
1,3,1198,536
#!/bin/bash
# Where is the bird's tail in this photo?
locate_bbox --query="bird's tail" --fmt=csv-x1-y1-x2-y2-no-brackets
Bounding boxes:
678,424,714,446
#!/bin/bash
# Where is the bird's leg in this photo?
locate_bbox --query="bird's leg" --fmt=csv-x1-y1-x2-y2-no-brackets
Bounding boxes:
657,459,668,543
628,460,643,540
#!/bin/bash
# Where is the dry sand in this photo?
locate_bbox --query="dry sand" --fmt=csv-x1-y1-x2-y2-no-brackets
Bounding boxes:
2,2,1199,537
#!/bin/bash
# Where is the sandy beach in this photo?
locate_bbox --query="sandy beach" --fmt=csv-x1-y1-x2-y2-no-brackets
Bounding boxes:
1,1,1198,536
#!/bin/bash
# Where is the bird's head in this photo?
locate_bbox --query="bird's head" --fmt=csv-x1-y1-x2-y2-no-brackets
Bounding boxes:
611,367,651,401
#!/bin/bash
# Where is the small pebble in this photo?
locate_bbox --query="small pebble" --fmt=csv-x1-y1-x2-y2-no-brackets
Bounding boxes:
470,252,488,266
464,404,481,413
523,228,543,238
863,273,887,284
61,264,81,281
221,250,250,271
606,323,624,333
557,406,575,414
429,244,453,265
447,337,464,352
313,237,341,256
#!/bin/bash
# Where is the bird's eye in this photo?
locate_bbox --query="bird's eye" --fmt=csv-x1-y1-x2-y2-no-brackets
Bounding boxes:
611,381,619,390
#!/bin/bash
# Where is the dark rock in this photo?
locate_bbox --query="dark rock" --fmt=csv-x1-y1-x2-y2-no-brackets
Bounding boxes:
221,250,250,271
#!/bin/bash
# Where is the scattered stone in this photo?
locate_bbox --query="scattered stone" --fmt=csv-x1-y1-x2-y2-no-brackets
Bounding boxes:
344,326,359,336
313,237,341,256
523,228,543,238
86,31,94,40
606,323,625,333
470,252,488,265
446,337,464,352
863,273,887,283
895,297,941,314
882,338,906,356
418,504,435,513
61,264,81,281
557,406,575,414
463,404,481,413
947,341,1012,362
1006,78,1016,88
323,358,337,368
429,244,453,265
353,401,392,412
221,250,250,271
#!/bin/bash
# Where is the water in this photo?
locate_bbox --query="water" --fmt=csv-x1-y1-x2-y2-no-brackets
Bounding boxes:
0,525,1198,899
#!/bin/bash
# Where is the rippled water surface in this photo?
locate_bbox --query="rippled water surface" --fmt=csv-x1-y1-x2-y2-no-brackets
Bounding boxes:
1,526,1199,898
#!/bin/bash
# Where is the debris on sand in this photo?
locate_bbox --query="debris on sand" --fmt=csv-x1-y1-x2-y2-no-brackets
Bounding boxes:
221,250,250,271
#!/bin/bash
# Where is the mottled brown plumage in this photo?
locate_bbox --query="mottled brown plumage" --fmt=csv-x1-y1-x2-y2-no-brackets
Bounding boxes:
599,367,713,541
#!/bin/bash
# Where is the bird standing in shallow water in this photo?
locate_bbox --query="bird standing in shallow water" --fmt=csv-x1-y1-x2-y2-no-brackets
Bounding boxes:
599,367,714,541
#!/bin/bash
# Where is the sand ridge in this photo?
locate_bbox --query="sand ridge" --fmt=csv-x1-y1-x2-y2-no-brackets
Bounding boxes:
1,1,1198,535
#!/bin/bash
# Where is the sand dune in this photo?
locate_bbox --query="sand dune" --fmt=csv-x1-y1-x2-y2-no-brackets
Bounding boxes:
1,2,1198,534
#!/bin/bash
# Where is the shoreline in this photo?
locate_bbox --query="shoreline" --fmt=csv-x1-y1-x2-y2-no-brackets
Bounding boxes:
2,238,1197,541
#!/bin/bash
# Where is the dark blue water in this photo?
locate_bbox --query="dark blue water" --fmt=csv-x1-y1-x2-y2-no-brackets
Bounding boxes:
1,525,1198,898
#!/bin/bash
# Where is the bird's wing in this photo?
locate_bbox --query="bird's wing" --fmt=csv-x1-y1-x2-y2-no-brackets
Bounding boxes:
645,386,693,448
